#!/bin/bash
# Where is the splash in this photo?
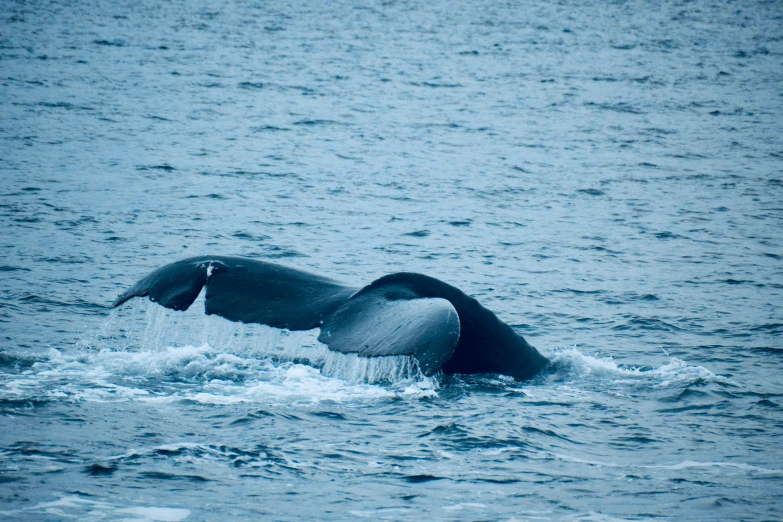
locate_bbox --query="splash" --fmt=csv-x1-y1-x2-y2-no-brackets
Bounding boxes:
544,346,738,389
321,351,425,383
1,298,437,405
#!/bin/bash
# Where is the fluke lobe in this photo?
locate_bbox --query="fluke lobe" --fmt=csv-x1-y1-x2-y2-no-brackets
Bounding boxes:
113,256,549,380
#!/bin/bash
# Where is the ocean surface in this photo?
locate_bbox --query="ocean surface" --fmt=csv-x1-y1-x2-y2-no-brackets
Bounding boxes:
1,0,782,519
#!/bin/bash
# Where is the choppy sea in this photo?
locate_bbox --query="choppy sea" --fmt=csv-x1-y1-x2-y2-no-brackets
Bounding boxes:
1,0,782,519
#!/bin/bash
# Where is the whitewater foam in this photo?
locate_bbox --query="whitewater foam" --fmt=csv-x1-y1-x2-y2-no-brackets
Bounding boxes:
552,453,783,476
546,346,739,389
2,300,738,409
0,298,440,405
2,496,192,522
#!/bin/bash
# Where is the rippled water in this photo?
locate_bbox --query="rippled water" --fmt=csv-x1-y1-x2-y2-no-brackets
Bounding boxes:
2,0,782,519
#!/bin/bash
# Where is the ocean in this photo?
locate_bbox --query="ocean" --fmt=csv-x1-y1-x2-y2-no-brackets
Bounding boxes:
1,0,782,519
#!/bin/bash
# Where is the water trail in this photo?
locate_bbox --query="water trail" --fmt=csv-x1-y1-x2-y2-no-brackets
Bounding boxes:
543,346,739,390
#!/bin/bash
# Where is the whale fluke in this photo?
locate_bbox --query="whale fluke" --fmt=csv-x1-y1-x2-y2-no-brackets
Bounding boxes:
319,283,460,375
113,256,209,311
112,256,548,380
113,256,356,330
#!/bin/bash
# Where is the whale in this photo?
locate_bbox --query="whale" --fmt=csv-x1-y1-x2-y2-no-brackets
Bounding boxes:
112,256,549,380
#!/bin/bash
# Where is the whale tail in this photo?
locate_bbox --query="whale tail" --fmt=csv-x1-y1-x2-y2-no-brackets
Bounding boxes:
113,256,357,330
112,256,462,375
113,257,548,379
318,283,460,375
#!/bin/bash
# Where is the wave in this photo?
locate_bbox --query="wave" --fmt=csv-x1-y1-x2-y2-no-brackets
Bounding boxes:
544,346,738,390
552,453,783,476
0,496,191,522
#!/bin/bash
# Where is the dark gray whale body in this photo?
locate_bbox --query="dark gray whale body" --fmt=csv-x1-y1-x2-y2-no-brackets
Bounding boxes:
113,256,549,380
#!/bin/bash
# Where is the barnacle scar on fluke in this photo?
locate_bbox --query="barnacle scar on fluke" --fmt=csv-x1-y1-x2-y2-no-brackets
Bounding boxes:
113,256,549,380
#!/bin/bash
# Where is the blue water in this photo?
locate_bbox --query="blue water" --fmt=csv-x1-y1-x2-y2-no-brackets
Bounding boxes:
2,0,782,519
